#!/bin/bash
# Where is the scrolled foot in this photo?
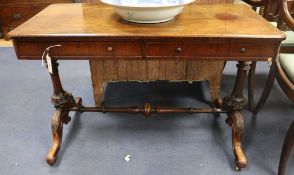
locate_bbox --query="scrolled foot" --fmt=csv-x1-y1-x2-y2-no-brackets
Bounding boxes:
234,146,247,169
229,111,247,169
46,154,58,165
46,110,63,165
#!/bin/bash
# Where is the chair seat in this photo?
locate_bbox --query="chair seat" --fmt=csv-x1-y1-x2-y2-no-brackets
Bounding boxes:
270,22,294,47
282,31,294,47
270,22,294,82
279,54,294,83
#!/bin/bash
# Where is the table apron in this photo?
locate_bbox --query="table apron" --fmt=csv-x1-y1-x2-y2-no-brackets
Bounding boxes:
14,40,278,61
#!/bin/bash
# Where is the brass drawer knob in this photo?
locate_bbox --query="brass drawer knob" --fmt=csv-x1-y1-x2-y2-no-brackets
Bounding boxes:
176,47,182,53
13,13,22,19
8,26,14,31
240,48,246,53
107,46,113,51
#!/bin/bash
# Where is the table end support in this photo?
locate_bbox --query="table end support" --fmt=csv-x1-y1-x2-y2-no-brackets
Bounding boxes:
46,60,83,165
46,109,63,165
222,61,251,170
230,111,247,169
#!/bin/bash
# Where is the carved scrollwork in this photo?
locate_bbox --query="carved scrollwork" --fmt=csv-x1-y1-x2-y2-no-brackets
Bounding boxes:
222,95,246,111
231,112,245,138
236,61,251,71
51,110,62,132
229,111,246,169
51,91,76,109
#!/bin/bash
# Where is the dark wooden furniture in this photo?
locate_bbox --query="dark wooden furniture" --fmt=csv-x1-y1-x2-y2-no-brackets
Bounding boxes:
245,0,294,113
275,53,294,175
244,1,294,174
8,3,284,170
272,50,294,175
0,0,74,40
241,0,280,112
276,1,294,175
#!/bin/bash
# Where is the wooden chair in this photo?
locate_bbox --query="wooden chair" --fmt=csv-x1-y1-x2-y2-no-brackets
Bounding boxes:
244,0,294,174
245,0,294,112
276,1,294,174
276,52,294,175
241,0,281,112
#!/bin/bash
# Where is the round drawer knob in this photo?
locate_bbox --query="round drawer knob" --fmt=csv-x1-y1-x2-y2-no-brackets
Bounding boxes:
107,47,113,51
176,47,182,53
13,13,22,19
8,26,14,31
240,48,246,53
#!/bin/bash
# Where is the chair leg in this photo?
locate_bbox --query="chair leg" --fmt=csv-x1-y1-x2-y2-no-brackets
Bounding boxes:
253,63,276,113
278,121,294,175
248,61,256,111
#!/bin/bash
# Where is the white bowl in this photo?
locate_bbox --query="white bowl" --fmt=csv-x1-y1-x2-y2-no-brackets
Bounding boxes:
100,0,195,23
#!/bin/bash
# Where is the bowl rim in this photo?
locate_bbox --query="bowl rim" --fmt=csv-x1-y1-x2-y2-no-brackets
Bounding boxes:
100,0,195,8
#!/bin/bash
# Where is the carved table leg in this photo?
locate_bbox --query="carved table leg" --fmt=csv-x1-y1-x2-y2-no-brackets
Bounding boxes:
46,109,63,165
222,61,251,170
228,111,246,170
46,60,82,165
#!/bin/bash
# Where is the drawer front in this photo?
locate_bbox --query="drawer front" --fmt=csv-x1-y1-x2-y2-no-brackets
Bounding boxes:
147,42,230,58
14,40,277,60
0,5,47,22
0,5,48,31
17,41,143,59
230,42,274,57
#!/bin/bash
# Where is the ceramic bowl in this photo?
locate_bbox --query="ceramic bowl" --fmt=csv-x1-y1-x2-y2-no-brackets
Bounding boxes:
100,0,195,23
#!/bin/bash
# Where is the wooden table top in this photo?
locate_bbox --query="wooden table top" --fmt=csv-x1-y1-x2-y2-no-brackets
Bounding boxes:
8,3,285,40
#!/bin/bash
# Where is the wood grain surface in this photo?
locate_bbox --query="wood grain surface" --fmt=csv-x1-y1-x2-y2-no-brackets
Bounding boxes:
8,3,284,38
89,59,224,105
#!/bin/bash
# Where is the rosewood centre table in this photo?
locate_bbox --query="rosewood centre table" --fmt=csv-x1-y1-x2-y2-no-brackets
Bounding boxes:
8,3,285,170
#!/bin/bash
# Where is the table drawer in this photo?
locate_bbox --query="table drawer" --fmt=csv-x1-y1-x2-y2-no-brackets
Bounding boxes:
147,42,230,58
0,5,48,39
17,41,143,59
230,42,274,57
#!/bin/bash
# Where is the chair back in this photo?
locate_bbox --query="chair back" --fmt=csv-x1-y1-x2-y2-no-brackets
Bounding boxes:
243,0,280,20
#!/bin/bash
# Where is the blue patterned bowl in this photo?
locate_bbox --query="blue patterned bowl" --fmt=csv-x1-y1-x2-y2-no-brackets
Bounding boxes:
101,0,195,23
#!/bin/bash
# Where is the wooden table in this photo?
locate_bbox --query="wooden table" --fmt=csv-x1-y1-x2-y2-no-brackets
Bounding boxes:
9,3,284,170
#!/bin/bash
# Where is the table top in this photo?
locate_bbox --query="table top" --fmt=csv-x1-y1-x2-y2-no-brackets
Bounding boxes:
9,3,285,40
